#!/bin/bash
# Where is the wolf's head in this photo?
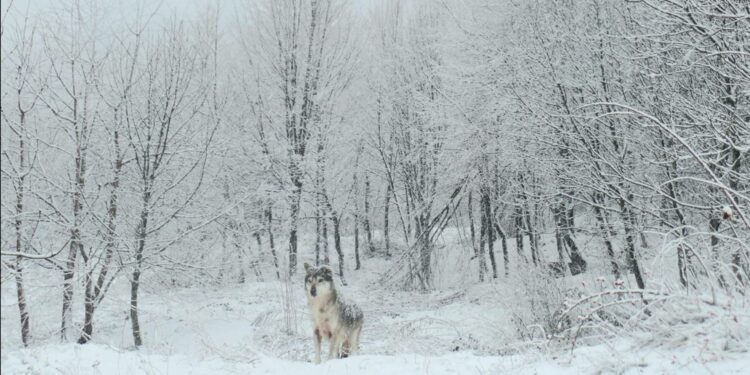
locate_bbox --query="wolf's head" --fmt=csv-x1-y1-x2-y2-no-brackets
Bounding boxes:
304,262,335,299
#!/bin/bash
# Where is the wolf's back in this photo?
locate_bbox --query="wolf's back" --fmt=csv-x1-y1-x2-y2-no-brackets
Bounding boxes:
339,300,364,328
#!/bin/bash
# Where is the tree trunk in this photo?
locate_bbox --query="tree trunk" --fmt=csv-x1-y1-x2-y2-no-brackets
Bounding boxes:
553,204,569,275
354,206,361,270
592,195,620,279
79,269,95,344
236,231,246,284
62,156,84,341
288,172,302,275
13,120,30,346
364,174,373,252
266,206,280,280
315,205,321,266
130,188,151,347
482,190,497,278
478,209,487,282
79,151,121,343
514,205,526,263
664,173,694,288
322,207,330,264
418,215,432,287
524,205,539,266
493,222,509,277
709,217,726,289
557,199,586,275
468,191,477,257
384,183,391,256
331,214,345,284
13,256,30,347
620,196,645,289
323,194,345,284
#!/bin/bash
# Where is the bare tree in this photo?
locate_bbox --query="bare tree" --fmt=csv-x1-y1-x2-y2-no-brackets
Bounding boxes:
0,6,42,346
124,19,218,346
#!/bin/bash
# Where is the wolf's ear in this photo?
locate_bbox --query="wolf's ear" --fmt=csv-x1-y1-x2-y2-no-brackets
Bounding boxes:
320,265,333,275
304,262,313,274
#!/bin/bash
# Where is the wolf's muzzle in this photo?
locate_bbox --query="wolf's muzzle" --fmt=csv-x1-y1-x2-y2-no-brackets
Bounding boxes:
310,286,317,297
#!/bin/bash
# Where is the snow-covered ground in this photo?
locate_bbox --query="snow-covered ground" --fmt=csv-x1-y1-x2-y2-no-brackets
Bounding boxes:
4,340,749,375
3,231,749,374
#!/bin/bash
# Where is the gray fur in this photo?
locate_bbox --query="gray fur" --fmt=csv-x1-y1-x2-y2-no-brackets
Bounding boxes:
303,262,364,363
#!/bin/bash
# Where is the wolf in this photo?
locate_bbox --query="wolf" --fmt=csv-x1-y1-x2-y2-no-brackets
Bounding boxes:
303,262,363,364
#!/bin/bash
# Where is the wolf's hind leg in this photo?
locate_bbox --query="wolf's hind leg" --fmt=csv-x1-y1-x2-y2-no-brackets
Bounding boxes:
351,325,362,353
340,338,351,358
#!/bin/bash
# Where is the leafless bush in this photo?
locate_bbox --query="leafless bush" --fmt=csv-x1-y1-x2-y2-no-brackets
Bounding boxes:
509,265,582,342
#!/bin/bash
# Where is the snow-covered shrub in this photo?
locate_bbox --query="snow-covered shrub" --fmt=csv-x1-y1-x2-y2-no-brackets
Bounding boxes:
508,264,581,341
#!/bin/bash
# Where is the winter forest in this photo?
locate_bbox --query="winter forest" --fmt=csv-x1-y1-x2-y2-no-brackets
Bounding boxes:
1,0,748,373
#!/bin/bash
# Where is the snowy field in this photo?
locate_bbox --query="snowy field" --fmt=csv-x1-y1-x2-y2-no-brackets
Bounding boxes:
3,232,750,374
4,340,749,375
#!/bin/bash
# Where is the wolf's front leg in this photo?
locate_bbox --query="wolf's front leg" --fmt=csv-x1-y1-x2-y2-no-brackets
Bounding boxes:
314,329,322,364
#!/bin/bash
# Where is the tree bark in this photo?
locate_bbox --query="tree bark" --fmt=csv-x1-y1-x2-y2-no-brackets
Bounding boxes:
620,196,645,289
493,222,509,277
364,174,373,252
354,202,361,270
384,183,391,256
592,194,620,280
514,205,526,263
482,189,497,278
130,188,151,347
468,191,477,257
478,208,487,282
288,167,303,275
13,110,30,347
323,193,345,284
266,206,280,280
315,205,321,266
62,129,86,341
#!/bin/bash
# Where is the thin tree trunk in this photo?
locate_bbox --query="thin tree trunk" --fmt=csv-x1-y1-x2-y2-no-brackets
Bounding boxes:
79,128,122,344
237,231,246,284
592,194,620,279
62,149,85,342
418,215,432,287
13,255,30,347
266,206,280,280
514,205,526,263
353,169,361,269
482,190,497,278
364,174,373,252
13,111,30,346
620,196,645,289
709,217,725,288
479,209,487,282
384,183,391,256
559,198,586,275
331,214,345,284
288,171,303,275
354,207,361,270
322,207,330,264
130,188,151,348
524,205,538,266
323,193,345,284
553,204,569,275
468,191,477,257
315,205,321,266
493,222,509,277
664,173,694,288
